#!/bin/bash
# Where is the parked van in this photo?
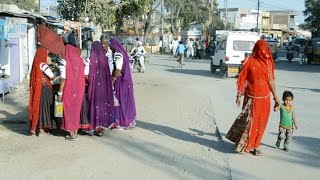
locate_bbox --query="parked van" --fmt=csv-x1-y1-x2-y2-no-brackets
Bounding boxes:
210,31,260,77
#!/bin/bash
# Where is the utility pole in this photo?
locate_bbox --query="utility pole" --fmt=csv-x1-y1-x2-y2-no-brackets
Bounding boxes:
161,0,163,35
160,0,164,54
224,0,228,30
38,0,41,14
257,0,260,32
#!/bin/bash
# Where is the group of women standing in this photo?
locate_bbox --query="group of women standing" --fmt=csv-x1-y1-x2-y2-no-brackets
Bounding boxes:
29,31,136,140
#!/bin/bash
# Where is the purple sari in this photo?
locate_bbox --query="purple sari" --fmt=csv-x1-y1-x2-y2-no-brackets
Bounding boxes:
87,41,115,130
109,38,137,128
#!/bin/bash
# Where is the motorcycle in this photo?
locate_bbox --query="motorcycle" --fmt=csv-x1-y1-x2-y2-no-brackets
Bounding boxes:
286,46,294,62
129,50,143,73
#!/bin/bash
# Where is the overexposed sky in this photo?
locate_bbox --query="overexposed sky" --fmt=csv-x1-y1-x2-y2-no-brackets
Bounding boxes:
217,0,305,24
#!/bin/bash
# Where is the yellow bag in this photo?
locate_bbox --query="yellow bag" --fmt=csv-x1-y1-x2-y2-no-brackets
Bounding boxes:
54,95,63,117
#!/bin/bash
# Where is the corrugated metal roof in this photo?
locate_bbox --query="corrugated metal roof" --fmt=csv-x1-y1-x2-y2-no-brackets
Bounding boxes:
0,4,46,20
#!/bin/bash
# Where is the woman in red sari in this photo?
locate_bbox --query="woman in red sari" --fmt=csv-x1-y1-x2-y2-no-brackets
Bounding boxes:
29,47,56,135
227,39,280,156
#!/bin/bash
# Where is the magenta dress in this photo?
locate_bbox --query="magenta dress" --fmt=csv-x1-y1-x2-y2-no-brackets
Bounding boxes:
109,38,137,128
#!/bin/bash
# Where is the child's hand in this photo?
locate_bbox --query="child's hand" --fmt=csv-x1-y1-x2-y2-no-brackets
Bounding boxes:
294,124,298,130
274,104,280,112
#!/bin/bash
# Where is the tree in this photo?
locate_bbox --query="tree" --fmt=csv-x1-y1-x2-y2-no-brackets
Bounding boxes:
57,0,128,29
115,0,151,35
0,0,37,11
164,0,222,34
301,0,320,36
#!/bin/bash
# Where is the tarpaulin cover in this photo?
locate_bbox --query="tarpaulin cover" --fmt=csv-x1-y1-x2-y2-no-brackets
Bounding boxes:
37,24,65,58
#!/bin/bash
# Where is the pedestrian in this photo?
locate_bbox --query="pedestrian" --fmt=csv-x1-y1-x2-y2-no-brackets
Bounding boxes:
29,47,57,136
109,38,137,129
306,41,313,64
226,39,280,156
58,43,86,140
172,38,179,58
274,91,298,152
134,37,141,48
299,43,306,66
186,38,194,59
86,41,115,136
194,39,202,59
177,41,185,68
159,38,163,54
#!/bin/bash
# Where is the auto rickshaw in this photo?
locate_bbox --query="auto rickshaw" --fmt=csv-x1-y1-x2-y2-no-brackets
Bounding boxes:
311,38,320,63
267,39,278,60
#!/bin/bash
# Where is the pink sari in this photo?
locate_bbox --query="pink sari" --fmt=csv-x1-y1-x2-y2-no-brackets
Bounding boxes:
62,45,85,131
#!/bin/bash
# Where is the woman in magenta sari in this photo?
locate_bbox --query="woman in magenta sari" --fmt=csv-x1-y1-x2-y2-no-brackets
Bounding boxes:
59,44,85,140
109,38,137,129
87,41,115,136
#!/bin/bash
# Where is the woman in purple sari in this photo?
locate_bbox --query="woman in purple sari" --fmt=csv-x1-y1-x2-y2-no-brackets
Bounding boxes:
109,38,137,129
87,41,115,136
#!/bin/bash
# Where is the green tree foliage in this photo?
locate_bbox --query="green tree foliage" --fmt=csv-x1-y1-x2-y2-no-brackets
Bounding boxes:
301,0,320,36
56,0,222,34
0,0,37,11
164,0,222,33
115,0,150,34
57,0,127,28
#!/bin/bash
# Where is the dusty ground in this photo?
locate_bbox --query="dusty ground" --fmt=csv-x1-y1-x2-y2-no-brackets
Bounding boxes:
0,55,229,179
0,55,319,180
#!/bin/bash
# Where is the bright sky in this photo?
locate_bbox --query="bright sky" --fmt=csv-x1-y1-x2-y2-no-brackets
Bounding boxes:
217,0,305,24
40,0,57,7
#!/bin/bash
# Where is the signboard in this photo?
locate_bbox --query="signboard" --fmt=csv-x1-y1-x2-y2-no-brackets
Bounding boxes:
0,17,28,40
0,19,5,40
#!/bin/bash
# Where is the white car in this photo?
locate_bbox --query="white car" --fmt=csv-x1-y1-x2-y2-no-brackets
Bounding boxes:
210,32,260,77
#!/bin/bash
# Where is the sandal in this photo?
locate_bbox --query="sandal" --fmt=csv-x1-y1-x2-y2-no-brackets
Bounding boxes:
30,131,36,136
65,135,76,141
244,148,251,153
39,129,50,135
95,129,104,137
254,149,262,156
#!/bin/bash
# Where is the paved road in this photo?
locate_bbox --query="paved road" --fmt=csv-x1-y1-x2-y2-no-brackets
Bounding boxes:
0,54,319,179
146,55,320,180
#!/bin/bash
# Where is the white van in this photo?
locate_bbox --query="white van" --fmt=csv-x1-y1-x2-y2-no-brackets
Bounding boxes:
210,31,260,77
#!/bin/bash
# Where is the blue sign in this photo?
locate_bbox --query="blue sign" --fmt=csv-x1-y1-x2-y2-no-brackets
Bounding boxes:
0,19,5,40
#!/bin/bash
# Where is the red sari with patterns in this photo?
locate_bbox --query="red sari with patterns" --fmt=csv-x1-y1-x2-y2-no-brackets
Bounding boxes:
29,47,52,133
227,39,275,152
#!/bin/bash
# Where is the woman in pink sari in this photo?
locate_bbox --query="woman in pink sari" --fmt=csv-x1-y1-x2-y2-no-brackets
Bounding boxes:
58,44,85,140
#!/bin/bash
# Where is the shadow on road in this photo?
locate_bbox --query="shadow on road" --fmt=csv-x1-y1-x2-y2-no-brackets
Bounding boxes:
98,130,234,180
267,132,320,168
280,86,320,93
150,62,177,68
275,60,320,73
166,68,226,79
137,120,235,154
0,109,29,136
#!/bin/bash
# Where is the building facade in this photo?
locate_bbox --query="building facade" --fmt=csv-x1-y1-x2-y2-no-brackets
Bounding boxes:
218,8,298,43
